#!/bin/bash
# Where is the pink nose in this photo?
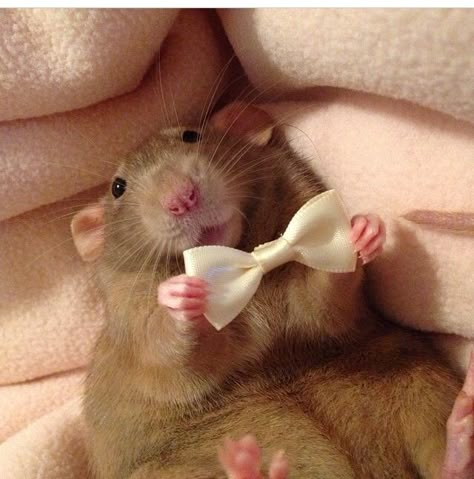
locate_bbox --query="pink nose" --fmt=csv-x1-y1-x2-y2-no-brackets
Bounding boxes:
162,182,199,216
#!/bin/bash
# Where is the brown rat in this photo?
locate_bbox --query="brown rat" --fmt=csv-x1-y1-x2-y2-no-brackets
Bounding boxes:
72,103,471,479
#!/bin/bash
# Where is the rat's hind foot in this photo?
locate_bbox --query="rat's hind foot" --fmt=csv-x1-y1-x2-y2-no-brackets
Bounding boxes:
218,435,288,479
441,352,474,479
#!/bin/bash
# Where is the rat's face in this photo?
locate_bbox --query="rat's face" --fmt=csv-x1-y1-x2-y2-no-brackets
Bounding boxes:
103,125,268,265
71,103,275,267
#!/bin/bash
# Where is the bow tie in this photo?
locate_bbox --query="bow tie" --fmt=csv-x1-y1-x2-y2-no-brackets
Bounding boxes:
183,189,357,331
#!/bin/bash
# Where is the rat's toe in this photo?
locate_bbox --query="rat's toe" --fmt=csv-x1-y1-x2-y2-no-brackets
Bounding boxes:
219,435,263,479
268,450,289,479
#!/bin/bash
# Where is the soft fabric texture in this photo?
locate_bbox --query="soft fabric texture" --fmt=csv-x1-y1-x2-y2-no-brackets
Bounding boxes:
0,370,84,442
0,9,178,121
0,399,88,479
1,8,473,478
219,8,474,123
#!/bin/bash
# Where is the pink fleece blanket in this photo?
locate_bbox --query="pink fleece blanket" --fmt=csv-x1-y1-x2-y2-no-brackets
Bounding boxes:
1,8,473,478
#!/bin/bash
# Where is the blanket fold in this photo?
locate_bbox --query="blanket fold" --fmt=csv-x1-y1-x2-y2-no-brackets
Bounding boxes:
0,369,85,442
0,398,88,479
0,9,179,121
219,8,474,123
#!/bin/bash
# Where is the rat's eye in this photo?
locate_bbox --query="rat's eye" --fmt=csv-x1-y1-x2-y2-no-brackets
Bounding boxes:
112,178,127,198
182,130,201,143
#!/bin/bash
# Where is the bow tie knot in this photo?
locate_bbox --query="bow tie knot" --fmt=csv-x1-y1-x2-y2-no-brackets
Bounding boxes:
184,190,357,330
251,237,295,274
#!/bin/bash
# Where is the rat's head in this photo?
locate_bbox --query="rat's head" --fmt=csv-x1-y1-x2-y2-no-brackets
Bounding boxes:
71,103,275,268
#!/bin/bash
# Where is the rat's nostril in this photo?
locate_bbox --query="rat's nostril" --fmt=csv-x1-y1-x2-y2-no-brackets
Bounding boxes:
170,205,183,214
184,185,199,208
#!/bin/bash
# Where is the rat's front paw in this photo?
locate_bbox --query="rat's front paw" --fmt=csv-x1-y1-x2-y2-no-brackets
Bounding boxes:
350,214,386,264
157,274,208,321
218,435,289,479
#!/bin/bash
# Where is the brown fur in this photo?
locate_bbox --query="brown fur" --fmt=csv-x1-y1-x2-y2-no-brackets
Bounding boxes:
83,121,461,479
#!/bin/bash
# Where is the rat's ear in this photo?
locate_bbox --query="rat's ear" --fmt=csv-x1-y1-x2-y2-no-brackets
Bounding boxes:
71,203,105,262
210,102,274,146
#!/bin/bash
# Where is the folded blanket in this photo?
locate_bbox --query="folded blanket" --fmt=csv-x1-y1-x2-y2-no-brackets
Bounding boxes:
0,369,84,442
0,8,179,121
1,186,105,387
1,8,473,479
0,398,88,479
219,8,474,122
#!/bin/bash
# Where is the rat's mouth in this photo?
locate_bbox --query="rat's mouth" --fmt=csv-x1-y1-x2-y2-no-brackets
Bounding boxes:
198,221,229,246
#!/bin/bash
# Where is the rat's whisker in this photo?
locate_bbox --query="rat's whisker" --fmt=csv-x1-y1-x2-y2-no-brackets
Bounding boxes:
214,140,256,178
227,204,251,230
218,155,278,185
154,48,172,129
205,75,289,167
103,231,155,277
198,54,237,174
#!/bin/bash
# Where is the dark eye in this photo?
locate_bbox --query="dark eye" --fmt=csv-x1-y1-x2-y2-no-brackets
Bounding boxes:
182,130,201,143
112,177,127,198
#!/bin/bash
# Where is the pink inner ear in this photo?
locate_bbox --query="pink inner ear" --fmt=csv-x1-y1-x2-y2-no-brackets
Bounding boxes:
211,102,274,145
71,204,105,262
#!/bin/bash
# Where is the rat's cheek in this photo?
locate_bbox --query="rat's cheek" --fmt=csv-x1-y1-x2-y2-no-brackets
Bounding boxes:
227,216,244,247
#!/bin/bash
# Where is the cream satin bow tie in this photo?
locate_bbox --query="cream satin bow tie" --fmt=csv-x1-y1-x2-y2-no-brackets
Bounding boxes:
183,189,357,331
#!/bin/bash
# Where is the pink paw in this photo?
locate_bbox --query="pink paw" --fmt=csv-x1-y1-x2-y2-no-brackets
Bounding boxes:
218,435,288,479
157,274,208,321
350,214,386,264
441,352,474,479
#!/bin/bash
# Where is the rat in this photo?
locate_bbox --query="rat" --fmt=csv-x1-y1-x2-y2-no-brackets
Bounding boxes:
72,102,474,479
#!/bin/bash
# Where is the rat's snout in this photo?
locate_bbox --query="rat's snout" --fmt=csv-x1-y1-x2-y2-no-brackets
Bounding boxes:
161,179,199,216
